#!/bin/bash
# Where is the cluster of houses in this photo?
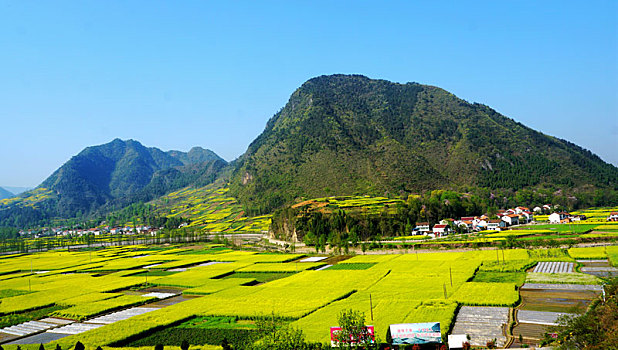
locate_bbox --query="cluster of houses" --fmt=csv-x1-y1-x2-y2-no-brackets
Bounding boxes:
548,212,587,224
28,225,160,237
414,206,537,237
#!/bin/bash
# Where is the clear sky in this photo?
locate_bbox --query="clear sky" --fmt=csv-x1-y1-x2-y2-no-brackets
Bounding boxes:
1,0,616,187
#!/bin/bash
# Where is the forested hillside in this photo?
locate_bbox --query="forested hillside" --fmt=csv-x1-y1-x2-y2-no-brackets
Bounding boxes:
0,139,227,228
231,74,618,215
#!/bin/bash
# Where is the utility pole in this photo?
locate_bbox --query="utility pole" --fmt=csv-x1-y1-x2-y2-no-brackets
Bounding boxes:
449,267,453,287
369,294,374,322
443,283,447,299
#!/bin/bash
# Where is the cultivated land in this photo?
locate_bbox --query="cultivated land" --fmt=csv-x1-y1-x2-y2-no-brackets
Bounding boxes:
0,243,615,349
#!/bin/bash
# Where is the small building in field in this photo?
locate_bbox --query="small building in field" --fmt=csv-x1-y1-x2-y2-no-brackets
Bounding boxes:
549,212,570,224
607,212,618,222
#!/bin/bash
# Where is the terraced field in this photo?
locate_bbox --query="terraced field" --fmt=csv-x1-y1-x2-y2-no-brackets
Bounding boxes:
150,185,271,233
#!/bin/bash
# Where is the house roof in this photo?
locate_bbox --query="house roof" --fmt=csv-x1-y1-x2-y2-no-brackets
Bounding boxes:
433,224,448,229
416,222,429,226
488,219,502,223
507,214,519,218
610,212,618,215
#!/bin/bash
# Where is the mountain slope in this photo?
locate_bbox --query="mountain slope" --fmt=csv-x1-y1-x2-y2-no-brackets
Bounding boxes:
230,74,618,214
0,187,13,200
0,139,227,227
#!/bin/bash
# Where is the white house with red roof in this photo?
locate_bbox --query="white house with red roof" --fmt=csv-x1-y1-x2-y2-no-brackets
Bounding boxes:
432,224,451,236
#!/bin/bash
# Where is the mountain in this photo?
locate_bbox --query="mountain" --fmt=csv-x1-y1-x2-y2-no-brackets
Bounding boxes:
230,74,618,214
0,187,13,200
167,147,223,165
0,139,227,227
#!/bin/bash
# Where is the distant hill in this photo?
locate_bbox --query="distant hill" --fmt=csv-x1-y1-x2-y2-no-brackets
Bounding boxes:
0,139,227,227
231,74,618,214
2,187,31,196
0,187,13,200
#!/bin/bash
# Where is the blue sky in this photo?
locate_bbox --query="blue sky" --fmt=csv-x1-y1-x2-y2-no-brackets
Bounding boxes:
1,1,616,187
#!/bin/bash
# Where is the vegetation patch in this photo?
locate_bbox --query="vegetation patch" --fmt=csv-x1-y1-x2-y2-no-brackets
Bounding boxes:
568,246,607,259
0,304,66,328
528,248,574,261
52,295,157,321
0,288,31,298
326,263,377,270
450,282,519,306
472,271,526,286
125,327,256,347
479,259,536,272
526,272,601,285
219,271,296,283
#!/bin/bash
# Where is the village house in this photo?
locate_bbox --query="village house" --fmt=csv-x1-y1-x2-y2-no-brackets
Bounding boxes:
457,220,473,231
501,214,520,226
487,219,506,231
474,218,488,230
432,224,450,237
515,206,529,214
607,212,618,222
415,222,431,234
519,211,533,224
549,212,570,223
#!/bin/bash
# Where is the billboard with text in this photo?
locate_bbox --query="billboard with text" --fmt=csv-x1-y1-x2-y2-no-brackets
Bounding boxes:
390,322,441,345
